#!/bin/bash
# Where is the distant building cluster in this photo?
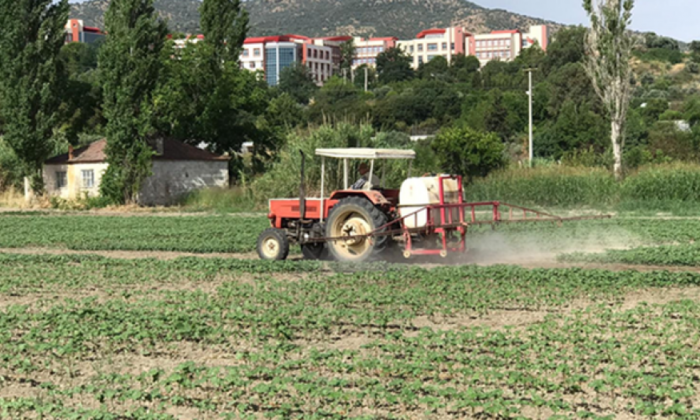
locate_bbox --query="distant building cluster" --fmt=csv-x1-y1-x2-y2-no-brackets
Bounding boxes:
65,18,549,87
65,19,105,44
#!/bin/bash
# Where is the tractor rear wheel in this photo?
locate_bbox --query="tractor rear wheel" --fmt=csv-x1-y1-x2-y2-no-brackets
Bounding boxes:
325,197,389,262
257,228,290,261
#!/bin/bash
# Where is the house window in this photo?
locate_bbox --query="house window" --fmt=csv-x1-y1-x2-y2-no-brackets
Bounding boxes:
442,42,447,50
451,42,455,50
409,45,414,53
417,44,423,52
82,170,94,189
427,43,438,51
55,171,67,189
418,56,423,64
242,49,249,57
254,48,261,56
249,62,255,69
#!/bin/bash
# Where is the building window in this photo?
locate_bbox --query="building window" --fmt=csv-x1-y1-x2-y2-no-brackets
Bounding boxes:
242,49,249,57
409,45,414,53
379,47,384,52
82,170,94,189
451,43,455,50
427,43,438,51
418,44,423,52
249,62,255,69
427,55,436,61
254,48,261,56
442,42,447,50
55,171,67,189
418,56,423,64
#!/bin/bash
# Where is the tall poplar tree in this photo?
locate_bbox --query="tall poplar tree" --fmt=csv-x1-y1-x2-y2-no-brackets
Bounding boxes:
200,0,249,63
0,0,69,192
583,0,636,181
99,0,167,204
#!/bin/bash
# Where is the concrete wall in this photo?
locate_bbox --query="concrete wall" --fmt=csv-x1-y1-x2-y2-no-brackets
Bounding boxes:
43,163,108,199
139,160,229,206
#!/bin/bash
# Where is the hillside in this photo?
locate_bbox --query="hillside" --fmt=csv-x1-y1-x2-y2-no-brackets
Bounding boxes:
69,0,561,39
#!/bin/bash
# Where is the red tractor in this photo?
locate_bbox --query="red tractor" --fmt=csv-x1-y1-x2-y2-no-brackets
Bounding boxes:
257,148,609,262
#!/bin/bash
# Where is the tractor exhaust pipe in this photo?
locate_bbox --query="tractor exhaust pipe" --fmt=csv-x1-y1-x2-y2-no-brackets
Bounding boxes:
299,150,306,221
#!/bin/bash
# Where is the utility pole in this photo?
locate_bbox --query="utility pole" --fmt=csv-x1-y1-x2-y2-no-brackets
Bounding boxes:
364,67,368,92
524,68,537,167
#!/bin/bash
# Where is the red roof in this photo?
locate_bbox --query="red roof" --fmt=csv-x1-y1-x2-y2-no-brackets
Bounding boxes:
244,35,291,44
45,138,229,165
416,29,446,39
286,34,311,40
369,37,399,41
83,26,103,34
491,30,520,34
317,36,353,42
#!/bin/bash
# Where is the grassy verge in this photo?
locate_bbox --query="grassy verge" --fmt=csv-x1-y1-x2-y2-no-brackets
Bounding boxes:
466,163,700,214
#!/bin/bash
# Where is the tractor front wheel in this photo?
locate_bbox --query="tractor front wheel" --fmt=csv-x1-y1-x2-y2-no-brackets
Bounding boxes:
325,197,389,262
257,228,290,261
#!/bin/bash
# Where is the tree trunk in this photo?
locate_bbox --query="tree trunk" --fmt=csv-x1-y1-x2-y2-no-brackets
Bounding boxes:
611,119,623,182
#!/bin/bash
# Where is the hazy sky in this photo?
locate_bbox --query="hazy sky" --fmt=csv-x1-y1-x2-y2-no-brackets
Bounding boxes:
68,0,699,42
473,0,698,42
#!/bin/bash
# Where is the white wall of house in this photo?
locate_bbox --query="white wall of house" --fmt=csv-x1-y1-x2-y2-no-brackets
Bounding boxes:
43,163,108,199
139,160,229,206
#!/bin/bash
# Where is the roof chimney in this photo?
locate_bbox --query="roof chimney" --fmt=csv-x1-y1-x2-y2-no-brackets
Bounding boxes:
68,145,74,161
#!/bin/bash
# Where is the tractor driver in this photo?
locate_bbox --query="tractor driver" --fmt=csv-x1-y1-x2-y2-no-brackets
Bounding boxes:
351,163,380,190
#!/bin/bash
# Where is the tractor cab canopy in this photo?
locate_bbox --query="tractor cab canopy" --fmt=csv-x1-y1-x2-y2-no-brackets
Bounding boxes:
315,148,416,160
315,148,416,191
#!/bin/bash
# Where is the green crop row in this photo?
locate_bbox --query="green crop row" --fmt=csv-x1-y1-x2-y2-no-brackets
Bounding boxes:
560,243,700,267
3,255,700,418
0,214,270,253
1,214,700,257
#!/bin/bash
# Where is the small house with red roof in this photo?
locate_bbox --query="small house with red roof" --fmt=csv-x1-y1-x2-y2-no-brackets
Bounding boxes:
43,138,230,205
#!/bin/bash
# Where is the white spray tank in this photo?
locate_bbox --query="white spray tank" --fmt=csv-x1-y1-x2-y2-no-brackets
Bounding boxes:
399,176,461,229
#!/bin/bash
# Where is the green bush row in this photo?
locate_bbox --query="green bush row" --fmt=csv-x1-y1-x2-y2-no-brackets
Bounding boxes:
466,162,700,209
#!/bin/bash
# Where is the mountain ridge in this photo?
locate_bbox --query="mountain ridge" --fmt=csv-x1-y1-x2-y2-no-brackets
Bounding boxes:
69,0,562,39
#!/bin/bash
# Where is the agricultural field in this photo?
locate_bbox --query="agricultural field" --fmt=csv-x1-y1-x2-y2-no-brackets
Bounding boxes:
2,213,700,418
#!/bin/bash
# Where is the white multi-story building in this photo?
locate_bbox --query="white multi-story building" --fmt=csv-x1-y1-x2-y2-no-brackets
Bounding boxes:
240,35,335,86
472,25,549,65
397,28,470,68
397,25,549,69
352,37,398,68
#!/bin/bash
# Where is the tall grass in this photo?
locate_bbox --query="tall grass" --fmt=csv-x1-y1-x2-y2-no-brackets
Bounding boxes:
466,163,700,211
466,166,618,207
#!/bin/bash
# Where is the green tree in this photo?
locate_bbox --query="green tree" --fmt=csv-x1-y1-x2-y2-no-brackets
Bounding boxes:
448,54,481,83
353,64,378,91
153,0,266,161
339,39,356,75
308,77,370,123
58,42,105,142
0,0,69,192
417,56,449,80
542,26,587,75
99,0,167,204
376,47,414,84
432,126,506,180
278,63,318,105
583,0,636,181
200,0,248,63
